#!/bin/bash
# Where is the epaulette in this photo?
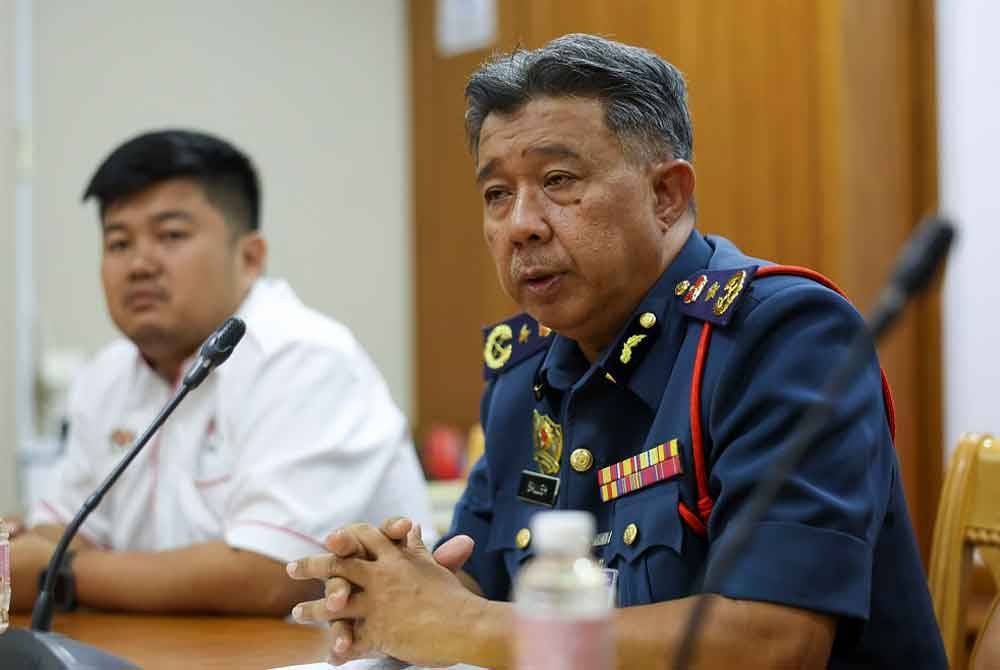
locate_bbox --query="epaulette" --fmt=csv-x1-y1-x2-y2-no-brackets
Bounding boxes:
673,265,758,327
482,313,554,380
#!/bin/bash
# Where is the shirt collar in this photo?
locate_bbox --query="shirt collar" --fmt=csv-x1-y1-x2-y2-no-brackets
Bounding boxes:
134,278,266,386
537,230,714,407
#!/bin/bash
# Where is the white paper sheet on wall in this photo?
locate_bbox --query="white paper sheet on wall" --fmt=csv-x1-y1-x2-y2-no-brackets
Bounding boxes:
435,0,496,57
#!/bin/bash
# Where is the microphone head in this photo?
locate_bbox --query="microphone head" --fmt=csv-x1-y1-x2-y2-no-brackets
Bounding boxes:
894,216,957,296
199,317,247,366
182,317,246,389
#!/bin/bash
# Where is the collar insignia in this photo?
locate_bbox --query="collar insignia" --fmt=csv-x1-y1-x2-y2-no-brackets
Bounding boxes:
675,266,758,326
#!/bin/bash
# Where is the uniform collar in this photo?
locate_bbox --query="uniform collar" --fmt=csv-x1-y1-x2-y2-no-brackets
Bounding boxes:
537,230,714,408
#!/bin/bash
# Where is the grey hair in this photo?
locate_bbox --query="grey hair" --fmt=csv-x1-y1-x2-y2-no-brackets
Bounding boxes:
465,33,694,166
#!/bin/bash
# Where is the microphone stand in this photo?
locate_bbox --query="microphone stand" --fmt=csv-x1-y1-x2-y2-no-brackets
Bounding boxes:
670,218,955,669
0,317,245,669
31,386,192,633
0,386,193,669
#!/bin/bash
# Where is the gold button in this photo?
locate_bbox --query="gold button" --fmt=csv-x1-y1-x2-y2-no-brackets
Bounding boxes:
639,312,657,329
623,523,639,546
570,448,593,472
515,528,531,549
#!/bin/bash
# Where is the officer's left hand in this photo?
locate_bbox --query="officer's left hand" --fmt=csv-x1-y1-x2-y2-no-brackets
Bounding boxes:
288,522,481,667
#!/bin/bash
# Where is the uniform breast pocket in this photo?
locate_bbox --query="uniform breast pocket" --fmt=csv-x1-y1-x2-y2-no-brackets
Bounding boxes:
606,482,693,606
486,499,541,593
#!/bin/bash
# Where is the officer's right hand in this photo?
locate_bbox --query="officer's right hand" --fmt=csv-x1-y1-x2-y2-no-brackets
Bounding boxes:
298,518,475,661
322,516,475,609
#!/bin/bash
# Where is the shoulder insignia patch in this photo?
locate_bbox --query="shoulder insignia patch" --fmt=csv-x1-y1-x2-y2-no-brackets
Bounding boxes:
675,265,758,326
483,313,554,379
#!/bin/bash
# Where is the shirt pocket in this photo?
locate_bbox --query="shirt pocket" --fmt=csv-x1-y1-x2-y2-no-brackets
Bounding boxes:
190,427,235,528
486,498,541,594
169,464,234,544
606,481,686,606
194,419,231,485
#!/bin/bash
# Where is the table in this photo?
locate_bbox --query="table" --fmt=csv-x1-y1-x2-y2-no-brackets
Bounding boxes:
10,611,332,669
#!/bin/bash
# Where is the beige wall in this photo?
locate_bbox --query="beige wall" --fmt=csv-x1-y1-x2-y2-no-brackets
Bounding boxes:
32,0,413,420
0,1,20,512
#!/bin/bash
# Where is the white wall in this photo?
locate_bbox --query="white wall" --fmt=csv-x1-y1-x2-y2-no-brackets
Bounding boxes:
0,2,20,511
32,0,413,423
937,0,1000,450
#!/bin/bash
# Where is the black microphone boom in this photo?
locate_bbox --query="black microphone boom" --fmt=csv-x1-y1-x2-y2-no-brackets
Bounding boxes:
671,217,955,669
0,317,246,669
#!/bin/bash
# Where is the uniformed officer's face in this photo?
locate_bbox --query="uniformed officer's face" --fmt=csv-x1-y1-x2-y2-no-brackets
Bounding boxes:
477,96,685,358
100,177,264,372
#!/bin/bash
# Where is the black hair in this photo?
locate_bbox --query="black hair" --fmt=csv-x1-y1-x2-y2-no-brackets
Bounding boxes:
82,129,260,232
465,33,693,165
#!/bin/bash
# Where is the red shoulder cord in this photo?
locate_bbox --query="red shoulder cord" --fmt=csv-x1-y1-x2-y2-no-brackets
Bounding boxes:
677,265,898,537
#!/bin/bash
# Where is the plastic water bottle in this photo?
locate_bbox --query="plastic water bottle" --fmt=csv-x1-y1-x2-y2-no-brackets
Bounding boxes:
513,510,613,670
0,517,10,634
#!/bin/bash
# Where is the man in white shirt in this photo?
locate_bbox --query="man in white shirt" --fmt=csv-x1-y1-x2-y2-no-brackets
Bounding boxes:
9,129,432,616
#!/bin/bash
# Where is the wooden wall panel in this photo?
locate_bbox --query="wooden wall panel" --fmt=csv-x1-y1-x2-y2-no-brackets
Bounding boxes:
912,0,944,562
410,0,941,556
409,1,513,431
819,0,941,558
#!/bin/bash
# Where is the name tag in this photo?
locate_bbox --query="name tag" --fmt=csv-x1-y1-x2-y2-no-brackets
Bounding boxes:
517,470,560,507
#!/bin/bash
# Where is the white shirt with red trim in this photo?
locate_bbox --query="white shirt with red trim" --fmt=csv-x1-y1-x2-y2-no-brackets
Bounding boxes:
29,278,434,562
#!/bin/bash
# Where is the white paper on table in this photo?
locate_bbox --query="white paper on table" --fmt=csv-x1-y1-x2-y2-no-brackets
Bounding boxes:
269,661,484,670
268,661,401,670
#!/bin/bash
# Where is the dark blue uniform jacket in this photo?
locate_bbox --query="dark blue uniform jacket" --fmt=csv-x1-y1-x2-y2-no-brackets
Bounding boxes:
441,231,946,668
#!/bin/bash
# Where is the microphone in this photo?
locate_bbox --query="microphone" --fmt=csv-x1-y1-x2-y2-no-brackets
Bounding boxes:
182,316,247,388
868,217,956,338
671,217,955,669
0,317,246,669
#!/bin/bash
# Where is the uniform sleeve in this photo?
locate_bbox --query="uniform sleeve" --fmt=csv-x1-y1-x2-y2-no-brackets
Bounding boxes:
27,371,112,547
222,342,424,563
434,381,511,600
702,282,894,621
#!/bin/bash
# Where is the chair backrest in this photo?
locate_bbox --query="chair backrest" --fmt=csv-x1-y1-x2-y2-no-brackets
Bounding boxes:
929,433,1000,669
973,594,1000,670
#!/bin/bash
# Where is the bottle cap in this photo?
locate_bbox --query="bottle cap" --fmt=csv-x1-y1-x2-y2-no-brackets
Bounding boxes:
531,510,594,555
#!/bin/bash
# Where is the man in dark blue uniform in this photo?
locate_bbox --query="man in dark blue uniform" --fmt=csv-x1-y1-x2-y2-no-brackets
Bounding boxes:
288,33,946,669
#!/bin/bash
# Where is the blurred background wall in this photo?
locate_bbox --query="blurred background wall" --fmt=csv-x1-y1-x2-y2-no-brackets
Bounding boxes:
34,0,412,414
1,1,19,512
410,0,944,557
0,0,997,559
0,0,412,511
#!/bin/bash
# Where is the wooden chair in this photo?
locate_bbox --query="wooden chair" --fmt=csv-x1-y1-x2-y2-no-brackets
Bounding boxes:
973,596,1000,670
929,433,1000,669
